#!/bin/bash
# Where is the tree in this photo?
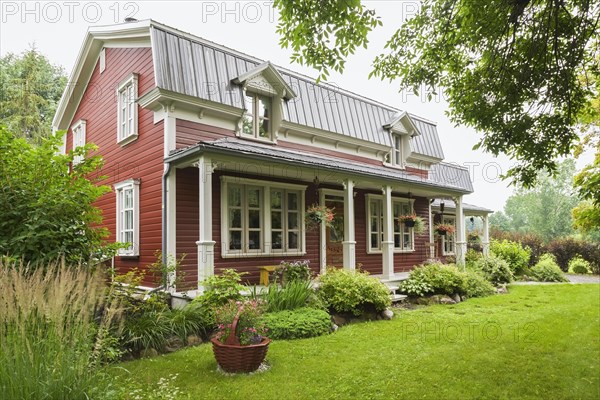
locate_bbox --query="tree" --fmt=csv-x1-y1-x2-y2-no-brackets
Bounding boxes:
489,160,580,241
274,0,600,187
0,47,67,144
0,125,113,265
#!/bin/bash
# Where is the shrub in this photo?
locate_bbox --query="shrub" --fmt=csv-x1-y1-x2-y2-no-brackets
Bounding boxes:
568,256,591,274
262,308,331,340
275,260,312,284
490,239,531,275
400,262,465,296
473,255,514,285
490,230,546,266
0,127,118,266
317,268,391,316
0,262,121,400
461,270,496,298
547,238,600,273
194,269,245,309
262,280,316,312
465,248,483,269
531,254,568,282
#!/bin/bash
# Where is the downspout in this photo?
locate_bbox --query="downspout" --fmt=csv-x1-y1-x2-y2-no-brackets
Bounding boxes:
162,161,172,288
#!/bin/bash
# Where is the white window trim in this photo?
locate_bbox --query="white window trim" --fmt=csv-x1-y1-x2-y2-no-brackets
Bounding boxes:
365,194,416,254
114,179,140,257
220,176,306,258
99,48,106,73
71,119,86,166
239,91,274,143
441,215,456,256
116,73,139,146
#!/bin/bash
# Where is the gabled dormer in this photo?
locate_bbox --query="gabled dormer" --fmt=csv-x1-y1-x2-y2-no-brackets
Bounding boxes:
383,111,421,168
232,62,296,143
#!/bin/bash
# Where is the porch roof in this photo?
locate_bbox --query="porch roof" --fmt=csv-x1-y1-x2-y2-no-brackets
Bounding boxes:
166,137,474,194
431,199,493,215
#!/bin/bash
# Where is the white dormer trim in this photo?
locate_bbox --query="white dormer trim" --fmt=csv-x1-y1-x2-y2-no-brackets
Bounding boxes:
232,62,297,100
383,111,421,137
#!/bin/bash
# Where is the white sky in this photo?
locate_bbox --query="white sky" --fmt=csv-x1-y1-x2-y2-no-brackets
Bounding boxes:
1,1,592,211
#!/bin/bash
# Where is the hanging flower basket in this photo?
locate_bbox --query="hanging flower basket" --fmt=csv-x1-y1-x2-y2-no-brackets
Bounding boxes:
211,300,270,373
305,204,334,230
398,214,425,234
435,223,455,236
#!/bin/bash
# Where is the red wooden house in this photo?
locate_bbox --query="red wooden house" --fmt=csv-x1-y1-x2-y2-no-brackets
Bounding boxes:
52,20,492,293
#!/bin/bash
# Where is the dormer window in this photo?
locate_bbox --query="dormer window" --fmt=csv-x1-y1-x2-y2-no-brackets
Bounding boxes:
393,134,403,166
243,93,271,140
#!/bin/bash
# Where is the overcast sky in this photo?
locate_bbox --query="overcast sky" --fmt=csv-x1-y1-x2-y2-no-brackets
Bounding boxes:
1,1,592,211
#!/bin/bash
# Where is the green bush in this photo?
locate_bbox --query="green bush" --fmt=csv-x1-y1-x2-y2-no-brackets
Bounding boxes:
262,280,316,312
461,270,496,298
262,307,331,340
473,255,514,285
465,248,483,269
400,262,466,297
490,239,531,275
275,260,312,284
490,230,546,266
531,254,568,282
317,268,391,316
568,256,591,274
193,269,245,309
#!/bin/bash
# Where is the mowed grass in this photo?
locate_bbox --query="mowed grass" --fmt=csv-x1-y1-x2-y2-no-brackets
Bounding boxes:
112,285,600,399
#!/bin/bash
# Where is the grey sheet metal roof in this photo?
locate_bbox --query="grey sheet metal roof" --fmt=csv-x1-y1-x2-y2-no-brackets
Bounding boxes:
167,137,473,194
150,25,443,159
431,199,492,214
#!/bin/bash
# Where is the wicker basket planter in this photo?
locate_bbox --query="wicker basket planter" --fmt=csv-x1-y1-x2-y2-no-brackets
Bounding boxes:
211,337,271,373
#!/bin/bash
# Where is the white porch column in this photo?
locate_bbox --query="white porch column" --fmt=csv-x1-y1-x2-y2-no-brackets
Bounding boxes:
454,195,467,267
342,179,356,271
428,199,435,260
482,214,490,256
196,155,216,289
165,169,176,290
382,185,394,279
319,189,327,275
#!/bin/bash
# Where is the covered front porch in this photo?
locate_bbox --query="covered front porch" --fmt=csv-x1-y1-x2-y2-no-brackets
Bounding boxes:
164,138,475,292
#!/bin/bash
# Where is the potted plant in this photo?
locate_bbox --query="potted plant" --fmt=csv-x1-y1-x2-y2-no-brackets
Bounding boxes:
211,299,270,373
435,223,455,236
305,204,334,230
398,214,425,234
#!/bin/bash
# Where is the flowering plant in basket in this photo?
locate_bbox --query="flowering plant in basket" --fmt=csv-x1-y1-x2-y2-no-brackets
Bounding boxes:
305,204,334,230
435,223,455,236
398,214,425,234
214,299,268,345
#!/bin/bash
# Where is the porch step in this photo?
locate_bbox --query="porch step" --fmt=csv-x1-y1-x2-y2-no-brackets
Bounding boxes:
390,294,407,303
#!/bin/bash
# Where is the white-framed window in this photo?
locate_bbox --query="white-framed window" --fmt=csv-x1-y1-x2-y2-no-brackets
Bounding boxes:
393,134,403,166
366,195,415,253
72,119,86,165
116,73,138,145
221,177,305,257
442,216,456,255
114,179,140,256
242,92,271,140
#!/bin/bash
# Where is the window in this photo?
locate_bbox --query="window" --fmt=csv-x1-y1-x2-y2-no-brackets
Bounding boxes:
393,134,403,166
367,195,414,253
99,48,106,73
442,216,456,255
242,92,271,140
115,179,140,256
72,119,86,165
222,177,305,257
117,73,138,145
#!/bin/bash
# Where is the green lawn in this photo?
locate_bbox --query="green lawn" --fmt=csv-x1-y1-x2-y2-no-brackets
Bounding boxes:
111,285,600,399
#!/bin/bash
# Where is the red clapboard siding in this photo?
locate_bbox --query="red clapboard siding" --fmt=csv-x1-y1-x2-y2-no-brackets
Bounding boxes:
175,119,236,148
277,140,382,166
66,47,163,286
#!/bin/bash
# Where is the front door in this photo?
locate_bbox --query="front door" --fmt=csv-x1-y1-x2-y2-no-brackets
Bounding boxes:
325,196,344,266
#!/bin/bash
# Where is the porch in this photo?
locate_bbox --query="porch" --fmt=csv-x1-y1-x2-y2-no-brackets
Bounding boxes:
164,138,477,292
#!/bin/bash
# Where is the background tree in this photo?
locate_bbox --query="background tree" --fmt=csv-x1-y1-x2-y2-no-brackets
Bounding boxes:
489,160,580,242
0,125,114,265
0,47,67,144
274,0,600,187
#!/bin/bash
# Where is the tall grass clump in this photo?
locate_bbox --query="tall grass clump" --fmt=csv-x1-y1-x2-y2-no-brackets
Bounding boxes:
263,280,316,312
0,261,121,400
